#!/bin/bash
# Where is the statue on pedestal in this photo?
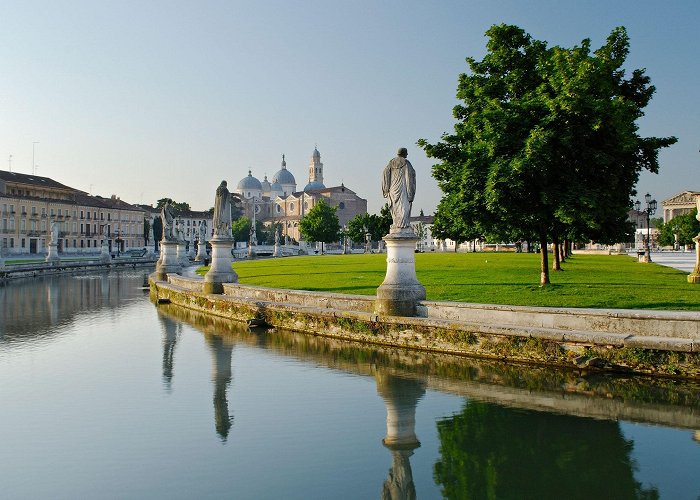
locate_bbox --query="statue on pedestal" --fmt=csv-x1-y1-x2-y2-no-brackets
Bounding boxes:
382,148,416,234
213,180,232,239
50,221,59,245
161,202,175,242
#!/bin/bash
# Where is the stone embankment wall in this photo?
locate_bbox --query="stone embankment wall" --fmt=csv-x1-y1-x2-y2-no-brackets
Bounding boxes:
151,273,700,379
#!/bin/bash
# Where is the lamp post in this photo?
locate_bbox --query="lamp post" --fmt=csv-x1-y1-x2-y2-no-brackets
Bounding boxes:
634,193,657,263
114,229,121,257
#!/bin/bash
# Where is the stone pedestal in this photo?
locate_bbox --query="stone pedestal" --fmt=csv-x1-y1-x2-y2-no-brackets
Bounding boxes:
273,242,281,257
45,243,60,263
195,240,208,262
376,232,426,316
204,238,238,294
99,241,111,263
177,241,189,266
155,240,182,281
688,234,700,284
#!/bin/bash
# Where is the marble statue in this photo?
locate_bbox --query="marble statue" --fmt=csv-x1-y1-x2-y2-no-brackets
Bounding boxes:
213,180,232,239
382,148,416,233
49,221,59,245
161,202,175,242
274,227,280,246
199,221,207,243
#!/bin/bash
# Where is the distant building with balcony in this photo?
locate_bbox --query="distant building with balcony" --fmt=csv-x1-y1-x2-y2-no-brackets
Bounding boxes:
0,170,145,256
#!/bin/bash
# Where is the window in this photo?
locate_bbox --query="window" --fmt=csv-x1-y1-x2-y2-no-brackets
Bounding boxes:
21,238,25,248
80,210,84,219
41,208,46,216
50,208,55,216
20,219,25,231
58,209,62,216
10,238,13,248
32,207,37,215
289,203,295,211
276,204,281,214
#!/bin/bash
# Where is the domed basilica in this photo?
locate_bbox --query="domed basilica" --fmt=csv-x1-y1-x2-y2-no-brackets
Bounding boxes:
235,147,367,242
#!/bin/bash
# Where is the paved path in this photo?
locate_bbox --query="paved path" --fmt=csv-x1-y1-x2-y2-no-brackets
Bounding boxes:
637,251,696,273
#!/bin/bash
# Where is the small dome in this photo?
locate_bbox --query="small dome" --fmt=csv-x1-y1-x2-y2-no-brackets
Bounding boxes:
304,181,325,192
270,181,284,195
237,170,262,191
260,175,271,193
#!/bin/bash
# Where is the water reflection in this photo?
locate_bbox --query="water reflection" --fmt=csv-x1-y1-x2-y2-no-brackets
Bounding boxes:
434,403,659,499
0,271,151,347
376,372,425,500
155,304,700,498
159,312,180,392
205,332,235,441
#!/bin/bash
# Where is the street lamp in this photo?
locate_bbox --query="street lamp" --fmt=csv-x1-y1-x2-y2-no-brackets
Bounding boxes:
114,229,121,257
634,192,657,263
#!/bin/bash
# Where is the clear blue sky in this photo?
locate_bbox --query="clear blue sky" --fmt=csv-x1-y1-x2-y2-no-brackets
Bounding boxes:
1,0,697,213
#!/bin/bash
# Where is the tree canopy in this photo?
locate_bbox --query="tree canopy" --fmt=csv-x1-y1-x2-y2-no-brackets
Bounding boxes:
299,199,340,253
155,198,191,215
419,24,676,285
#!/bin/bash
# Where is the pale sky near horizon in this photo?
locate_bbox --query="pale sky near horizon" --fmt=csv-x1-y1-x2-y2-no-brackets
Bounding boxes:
1,0,697,214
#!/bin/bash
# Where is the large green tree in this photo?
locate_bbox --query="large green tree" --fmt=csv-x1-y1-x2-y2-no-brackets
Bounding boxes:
299,199,340,254
419,24,676,285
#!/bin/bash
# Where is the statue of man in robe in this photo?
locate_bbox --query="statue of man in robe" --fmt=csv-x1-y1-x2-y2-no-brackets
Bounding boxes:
161,202,174,241
213,180,232,238
382,148,416,233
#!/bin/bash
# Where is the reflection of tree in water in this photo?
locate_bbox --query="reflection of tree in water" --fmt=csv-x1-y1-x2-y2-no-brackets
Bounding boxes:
434,401,659,500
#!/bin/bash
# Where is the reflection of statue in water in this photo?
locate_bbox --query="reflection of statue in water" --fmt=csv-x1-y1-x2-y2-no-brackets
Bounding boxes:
158,312,180,393
382,148,416,234
213,180,233,238
161,202,175,241
375,372,426,500
206,333,235,441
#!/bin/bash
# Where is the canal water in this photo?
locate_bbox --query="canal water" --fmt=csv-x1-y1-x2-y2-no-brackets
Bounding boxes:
1,269,699,499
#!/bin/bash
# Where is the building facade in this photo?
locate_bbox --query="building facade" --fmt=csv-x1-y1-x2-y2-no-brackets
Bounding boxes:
234,148,368,242
0,170,145,255
661,191,700,223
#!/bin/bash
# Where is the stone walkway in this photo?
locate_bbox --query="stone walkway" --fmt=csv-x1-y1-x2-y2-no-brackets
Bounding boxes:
638,251,696,273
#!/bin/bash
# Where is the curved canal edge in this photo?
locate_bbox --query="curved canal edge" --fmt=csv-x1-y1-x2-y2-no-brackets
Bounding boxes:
149,272,700,379
0,258,156,281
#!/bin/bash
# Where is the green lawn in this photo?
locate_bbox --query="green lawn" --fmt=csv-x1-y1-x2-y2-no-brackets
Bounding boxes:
215,253,700,311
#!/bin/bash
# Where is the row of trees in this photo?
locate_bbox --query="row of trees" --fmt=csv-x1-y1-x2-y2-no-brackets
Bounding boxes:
654,209,700,248
419,24,676,285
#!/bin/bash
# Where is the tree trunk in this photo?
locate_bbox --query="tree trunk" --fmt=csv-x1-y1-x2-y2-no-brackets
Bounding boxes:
539,229,550,286
559,239,566,263
552,236,561,271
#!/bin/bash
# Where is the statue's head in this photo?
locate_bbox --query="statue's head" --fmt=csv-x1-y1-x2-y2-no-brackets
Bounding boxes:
397,147,408,158
221,180,227,187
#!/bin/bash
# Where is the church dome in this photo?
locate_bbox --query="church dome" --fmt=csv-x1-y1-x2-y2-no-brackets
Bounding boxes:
304,180,325,192
237,170,262,191
270,181,284,196
272,154,296,186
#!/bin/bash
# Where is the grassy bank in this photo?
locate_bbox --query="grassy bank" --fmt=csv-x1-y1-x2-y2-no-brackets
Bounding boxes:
202,253,700,311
